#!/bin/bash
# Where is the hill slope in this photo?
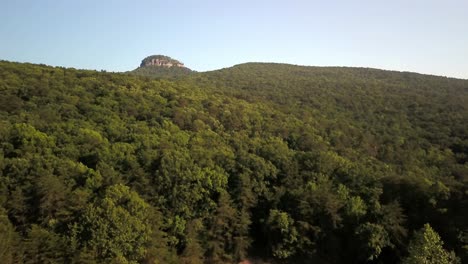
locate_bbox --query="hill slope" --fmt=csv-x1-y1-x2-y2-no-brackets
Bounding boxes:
189,63,468,152
0,60,467,263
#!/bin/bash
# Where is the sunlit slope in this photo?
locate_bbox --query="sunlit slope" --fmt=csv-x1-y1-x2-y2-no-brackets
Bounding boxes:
0,60,466,263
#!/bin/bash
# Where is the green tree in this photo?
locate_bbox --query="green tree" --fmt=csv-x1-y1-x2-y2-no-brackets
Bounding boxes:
36,174,68,225
403,224,459,264
205,191,238,263
23,225,66,264
266,209,299,259
355,222,391,261
179,219,204,264
82,184,161,263
0,207,20,263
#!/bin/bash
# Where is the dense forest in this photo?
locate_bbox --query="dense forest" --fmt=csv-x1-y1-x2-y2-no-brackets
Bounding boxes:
0,60,467,263
129,65,193,79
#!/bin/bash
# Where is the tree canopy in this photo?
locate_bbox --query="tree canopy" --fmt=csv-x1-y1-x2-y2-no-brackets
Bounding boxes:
0,60,467,263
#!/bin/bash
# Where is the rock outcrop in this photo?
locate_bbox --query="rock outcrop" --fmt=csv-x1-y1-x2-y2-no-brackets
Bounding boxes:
140,55,186,68
130,55,193,78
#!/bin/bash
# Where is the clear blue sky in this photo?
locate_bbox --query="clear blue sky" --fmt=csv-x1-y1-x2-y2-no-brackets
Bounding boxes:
1,0,467,78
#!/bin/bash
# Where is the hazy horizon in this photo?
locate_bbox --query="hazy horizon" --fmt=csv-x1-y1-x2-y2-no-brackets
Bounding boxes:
1,0,467,79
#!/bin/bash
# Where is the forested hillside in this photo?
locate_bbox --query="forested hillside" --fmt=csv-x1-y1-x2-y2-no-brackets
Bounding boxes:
130,64,193,79
0,60,467,263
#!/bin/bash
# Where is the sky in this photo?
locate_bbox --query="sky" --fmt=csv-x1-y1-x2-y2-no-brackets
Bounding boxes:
1,0,467,79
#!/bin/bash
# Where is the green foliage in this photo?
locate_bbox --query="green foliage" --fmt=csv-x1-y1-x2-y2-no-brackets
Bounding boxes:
81,184,155,263
23,225,67,264
0,60,466,263
266,209,299,259
355,222,391,261
130,66,193,79
403,224,459,264
0,207,20,263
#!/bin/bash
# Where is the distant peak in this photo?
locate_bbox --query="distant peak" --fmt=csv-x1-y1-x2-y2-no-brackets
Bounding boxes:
140,55,186,68
131,55,193,78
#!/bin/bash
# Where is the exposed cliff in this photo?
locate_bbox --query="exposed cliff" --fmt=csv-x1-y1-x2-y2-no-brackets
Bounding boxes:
130,55,193,78
140,55,186,68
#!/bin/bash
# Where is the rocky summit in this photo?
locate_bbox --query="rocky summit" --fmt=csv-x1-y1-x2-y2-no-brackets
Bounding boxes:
130,55,193,78
140,55,186,68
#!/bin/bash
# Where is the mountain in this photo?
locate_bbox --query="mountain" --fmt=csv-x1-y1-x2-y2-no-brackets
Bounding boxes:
129,55,194,78
0,59,467,263
140,55,186,67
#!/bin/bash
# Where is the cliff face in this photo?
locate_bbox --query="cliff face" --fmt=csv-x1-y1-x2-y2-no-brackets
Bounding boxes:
140,55,186,68
131,55,193,78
